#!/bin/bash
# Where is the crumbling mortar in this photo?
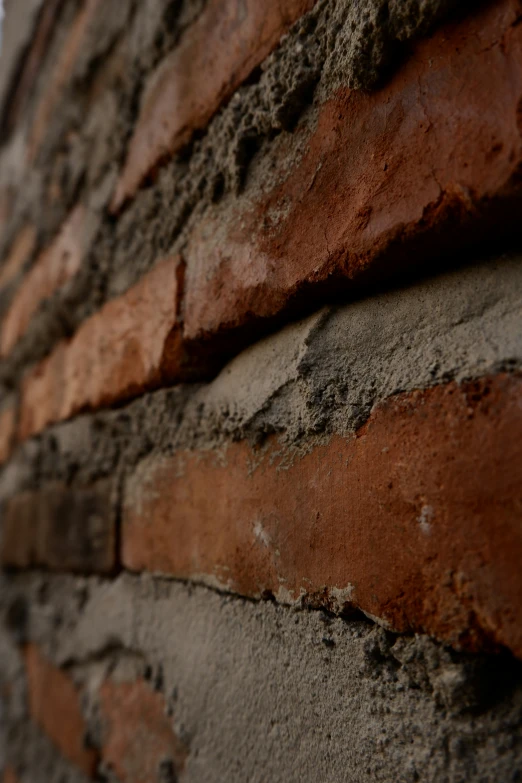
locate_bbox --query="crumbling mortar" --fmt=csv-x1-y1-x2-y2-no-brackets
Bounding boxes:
1,252,522,498
0,0,485,389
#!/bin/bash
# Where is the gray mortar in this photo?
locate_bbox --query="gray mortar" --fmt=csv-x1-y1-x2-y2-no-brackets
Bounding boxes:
1,571,522,782
0,0,45,112
2,250,520,499
0,0,481,391
0,0,203,286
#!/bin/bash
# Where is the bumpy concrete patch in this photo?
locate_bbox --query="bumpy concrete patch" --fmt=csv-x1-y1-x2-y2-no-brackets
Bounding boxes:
6,250,519,491
1,572,522,782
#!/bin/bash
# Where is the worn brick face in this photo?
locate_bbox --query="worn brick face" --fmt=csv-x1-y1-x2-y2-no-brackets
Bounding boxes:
99,678,187,783
2,766,20,783
0,225,36,292
24,644,98,776
183,0,522,344
123,374,522,658
0,404,16,465
111,0,316,211
1,206,86,356
1,482,115,573
18,256,180,439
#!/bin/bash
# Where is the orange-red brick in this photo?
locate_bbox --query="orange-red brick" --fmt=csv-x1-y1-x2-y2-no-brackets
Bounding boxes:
0,404,16,465
2,766,20,783
18,256,180,440
111,0,316,211
0,225,36,292
1,206,85,356
123,373,522,658
1,481,115,573
99,678,187,783
183,0,522,344
24,644,98,776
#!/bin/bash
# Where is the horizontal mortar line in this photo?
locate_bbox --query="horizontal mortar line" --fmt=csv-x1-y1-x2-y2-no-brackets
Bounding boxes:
1,565,376,625
12,354,522,458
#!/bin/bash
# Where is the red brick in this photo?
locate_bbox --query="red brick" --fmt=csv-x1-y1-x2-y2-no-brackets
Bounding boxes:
99,678,187,783
183,0,522,344
0,225,36,291
110,0,316,212
18,256,180,440
2,766,20,783
24,644,98,776
17,342,66,442
123,373,522,658
1,206,85,356
0,190,12,237
28,0,102,162
0,404,16,465
1,481,115,573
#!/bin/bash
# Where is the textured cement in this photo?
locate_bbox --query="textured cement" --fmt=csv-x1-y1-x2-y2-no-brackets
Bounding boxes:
2,250,520,501
1,571,522,783
0,0,44,114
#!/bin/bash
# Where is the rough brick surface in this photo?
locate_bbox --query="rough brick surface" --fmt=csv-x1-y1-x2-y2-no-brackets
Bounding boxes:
184,0,522,343
9,1,522,440
1,206,85,356
0,225,36,292
99,678,187,783
1,482,115,573
18,257,180,439
24,644,98,776
123,373,522,657
2,767,20,783
111,0,316,212
0,404,16,465
2,0,522,778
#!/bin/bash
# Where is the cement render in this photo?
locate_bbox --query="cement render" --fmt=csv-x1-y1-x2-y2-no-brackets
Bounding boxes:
2,250,520,501
1,571,522,783
0,0,44,114
190,251,522,445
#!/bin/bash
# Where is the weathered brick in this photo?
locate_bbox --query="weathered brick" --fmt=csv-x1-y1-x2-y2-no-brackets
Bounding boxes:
18,256,180,440
110,0,316,212
0,404,16,465
123,373,522,658
17,342,66,442
99,678,187,783
24,644,98,776
0,225,36,291
28,0,102,161
0,190,12,237
1,481,115,573
183,0,522,345
2,766,20,783
1,206,85,356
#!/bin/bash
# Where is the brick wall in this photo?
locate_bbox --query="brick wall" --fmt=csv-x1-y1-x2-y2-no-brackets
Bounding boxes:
1,1,522,781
